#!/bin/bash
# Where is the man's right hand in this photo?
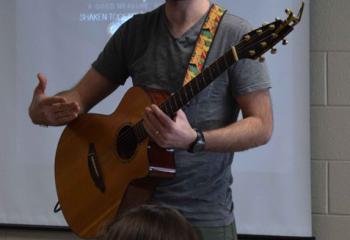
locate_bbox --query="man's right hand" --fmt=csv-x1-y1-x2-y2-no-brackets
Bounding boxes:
28,73,80,126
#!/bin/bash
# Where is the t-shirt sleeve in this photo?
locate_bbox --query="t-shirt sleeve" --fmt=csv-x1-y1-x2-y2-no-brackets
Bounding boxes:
229,59,271,96
92,22,129,85
228,19,271,96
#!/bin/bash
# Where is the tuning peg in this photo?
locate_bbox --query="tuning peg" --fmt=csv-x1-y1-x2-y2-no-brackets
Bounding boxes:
272,33,278,39
244,35,251,41
271,48,277,54
285,8,292,15
275,17,281,21
262,22,268,27
268,24,276,30
259,56,266,63
249,50,256,57
282,39,288,45
260,42,267,48
256,29,263,35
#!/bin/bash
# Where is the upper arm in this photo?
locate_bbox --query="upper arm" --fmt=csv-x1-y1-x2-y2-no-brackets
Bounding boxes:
72,67,120,112
71,20,130,113
235,89,273,137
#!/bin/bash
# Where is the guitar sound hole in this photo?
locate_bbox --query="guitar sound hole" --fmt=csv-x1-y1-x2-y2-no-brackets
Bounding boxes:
117,125,138,160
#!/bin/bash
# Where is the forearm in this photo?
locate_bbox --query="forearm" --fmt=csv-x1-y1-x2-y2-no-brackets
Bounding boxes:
57,68,119,114
55,89,85,113
203,116,272,152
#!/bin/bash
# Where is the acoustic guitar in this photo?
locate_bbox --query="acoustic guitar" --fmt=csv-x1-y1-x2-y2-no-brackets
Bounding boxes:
55,4,304,238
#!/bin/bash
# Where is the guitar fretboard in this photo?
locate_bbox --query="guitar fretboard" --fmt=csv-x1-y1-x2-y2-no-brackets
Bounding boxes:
132,49,237,142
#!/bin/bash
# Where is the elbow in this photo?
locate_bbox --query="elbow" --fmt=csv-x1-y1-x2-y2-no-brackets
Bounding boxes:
249,126,272,150
252,118,273,147
259,123,273,146
260,129,272,146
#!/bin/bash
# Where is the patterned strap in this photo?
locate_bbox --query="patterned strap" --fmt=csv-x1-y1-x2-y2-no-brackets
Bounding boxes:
183,4,226,86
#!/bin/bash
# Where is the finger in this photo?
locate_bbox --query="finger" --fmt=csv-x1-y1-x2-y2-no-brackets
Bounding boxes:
35,73,48,95
40,96,67,106
174,109,187,122
150,104,173,128
44,104,77,121
143,117,155,138
55,111,78,120
144,109,167,141
145,107,168,132
143,115,161,142
51,108,79,121
48,108,77,121
144,108,160,134
53,114,79,126
51,102,80,114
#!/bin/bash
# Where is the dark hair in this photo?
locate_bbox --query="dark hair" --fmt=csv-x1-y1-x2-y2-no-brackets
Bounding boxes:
100,205,199,240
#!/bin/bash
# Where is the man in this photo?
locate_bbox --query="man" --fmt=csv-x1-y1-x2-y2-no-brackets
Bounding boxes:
29,0,273,239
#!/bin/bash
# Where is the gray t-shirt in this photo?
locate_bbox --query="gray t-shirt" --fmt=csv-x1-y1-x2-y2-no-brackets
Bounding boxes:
92,4,270,227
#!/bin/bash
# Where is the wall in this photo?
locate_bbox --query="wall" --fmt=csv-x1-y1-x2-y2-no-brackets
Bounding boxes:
311,0,350,240
0,0,349,239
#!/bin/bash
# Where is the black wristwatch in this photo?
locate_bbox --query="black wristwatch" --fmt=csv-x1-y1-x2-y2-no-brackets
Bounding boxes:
188,129,206,153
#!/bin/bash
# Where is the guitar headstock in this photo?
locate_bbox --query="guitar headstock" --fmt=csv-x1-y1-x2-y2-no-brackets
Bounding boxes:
235,2,304,62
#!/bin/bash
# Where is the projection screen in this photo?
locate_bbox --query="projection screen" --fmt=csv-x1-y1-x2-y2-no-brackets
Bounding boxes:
0,0,311,237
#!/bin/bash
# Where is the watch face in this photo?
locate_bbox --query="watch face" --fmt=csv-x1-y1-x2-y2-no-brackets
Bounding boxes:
192,138,205,152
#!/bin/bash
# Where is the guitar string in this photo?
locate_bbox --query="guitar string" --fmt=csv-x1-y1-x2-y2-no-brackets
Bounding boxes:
113,30,278,147
114,52,240,146
114,55,230,145
115,86,194,145
61,33,283,177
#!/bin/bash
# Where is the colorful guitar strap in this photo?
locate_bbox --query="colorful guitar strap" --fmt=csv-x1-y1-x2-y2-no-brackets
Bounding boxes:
183,4,226,86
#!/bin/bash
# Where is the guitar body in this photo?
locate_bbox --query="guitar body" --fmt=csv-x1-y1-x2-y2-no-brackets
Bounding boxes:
55,87,175,238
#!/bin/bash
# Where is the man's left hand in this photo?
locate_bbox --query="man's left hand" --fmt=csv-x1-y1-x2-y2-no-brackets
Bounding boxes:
143,104,196,150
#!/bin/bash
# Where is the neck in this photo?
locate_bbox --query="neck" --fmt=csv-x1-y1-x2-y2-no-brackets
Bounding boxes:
165,0,210,37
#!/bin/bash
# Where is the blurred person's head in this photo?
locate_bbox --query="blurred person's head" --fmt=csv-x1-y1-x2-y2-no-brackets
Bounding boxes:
100,205,199,240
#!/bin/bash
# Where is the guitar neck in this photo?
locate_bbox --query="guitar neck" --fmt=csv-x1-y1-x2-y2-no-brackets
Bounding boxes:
132,48,238,142
161,50,236,115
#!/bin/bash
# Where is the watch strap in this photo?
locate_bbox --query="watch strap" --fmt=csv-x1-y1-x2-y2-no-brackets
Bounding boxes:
188,129,206,153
